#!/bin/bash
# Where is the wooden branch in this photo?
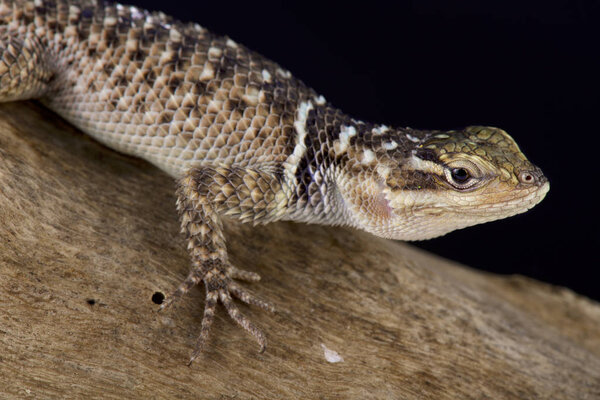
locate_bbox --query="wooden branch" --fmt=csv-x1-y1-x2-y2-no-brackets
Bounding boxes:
1,102,599,399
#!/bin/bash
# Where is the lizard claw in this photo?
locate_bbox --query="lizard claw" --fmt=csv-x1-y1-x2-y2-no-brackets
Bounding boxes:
187,281,270,364
160,260,273,363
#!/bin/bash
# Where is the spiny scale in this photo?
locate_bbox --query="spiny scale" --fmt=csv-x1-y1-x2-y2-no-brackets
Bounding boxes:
0,0,549,362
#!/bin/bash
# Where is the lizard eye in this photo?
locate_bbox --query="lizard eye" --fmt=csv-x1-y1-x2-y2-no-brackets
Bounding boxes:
450,168,470,183
444,162,479,190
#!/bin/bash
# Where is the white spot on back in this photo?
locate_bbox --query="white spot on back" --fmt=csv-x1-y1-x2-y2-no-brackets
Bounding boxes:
199,63,215,81
192,23,205,33
262,69,272,82
126,39,139,52
383,141,398,150
277,68,292,79
64,25,78,38
143,19,155,31
242,86,260,106
130,6,144,20
293,101,313,148
283,101,314,187
377,164,392,179
362,149,376,164
208,47,222,59
372,125,389,135
406,133,420,143
335,125,357,153
314,95,326,105
104,16,117,26
34,26,46,37
226,38,238,48
169,29,182,42
340,125,357,144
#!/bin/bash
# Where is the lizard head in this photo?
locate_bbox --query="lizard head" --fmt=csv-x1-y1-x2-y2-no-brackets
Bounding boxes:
338,125,549,240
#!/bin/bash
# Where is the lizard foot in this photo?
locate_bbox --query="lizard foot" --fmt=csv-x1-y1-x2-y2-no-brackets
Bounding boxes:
159,259,274,364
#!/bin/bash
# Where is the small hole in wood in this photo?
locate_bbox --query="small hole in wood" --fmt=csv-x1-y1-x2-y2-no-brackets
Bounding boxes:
152,292,165,305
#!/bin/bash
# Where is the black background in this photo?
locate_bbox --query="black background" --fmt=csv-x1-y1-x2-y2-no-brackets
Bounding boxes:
132,0,599,301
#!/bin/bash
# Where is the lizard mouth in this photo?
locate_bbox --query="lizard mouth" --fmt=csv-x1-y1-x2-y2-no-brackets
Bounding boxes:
376,178,550,241
455,179,550,219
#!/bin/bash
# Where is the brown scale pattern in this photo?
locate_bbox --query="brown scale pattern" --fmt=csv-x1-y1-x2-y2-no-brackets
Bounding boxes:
288,105,352,222
0,0,317,177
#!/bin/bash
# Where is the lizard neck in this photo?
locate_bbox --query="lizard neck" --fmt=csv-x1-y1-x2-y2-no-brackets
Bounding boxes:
281,101,429,227
281,101,351,225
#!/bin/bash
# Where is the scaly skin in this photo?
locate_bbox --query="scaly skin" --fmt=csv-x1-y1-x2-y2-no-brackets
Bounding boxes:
0,0,549,363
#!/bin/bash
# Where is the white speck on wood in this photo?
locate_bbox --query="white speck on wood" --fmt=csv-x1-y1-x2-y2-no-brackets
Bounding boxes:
321,343,344,363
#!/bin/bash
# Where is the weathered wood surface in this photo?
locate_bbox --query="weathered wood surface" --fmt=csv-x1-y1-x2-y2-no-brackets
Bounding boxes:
1,101,599,399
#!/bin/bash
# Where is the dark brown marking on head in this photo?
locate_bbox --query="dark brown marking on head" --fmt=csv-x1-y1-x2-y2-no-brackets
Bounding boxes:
388,170,440,191
414,147,438,162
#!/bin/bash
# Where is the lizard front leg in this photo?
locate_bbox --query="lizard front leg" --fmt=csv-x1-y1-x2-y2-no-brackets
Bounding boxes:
161,165,288,363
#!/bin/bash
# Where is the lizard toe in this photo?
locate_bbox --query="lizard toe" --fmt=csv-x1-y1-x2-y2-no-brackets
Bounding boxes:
228,280,275,312
226,264,262,282
219,289,268,353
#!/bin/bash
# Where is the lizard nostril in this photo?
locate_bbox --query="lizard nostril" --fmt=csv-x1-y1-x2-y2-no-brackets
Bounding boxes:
518,167,546,185
519,172,535,184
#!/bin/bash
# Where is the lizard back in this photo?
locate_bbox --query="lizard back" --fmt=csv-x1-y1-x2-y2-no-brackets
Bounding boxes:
0,0,326,177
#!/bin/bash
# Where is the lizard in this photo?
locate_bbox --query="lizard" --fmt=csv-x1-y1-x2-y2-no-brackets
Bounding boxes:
0,0,550,363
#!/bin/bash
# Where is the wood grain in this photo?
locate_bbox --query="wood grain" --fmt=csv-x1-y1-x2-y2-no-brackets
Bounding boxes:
1,102,598,399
